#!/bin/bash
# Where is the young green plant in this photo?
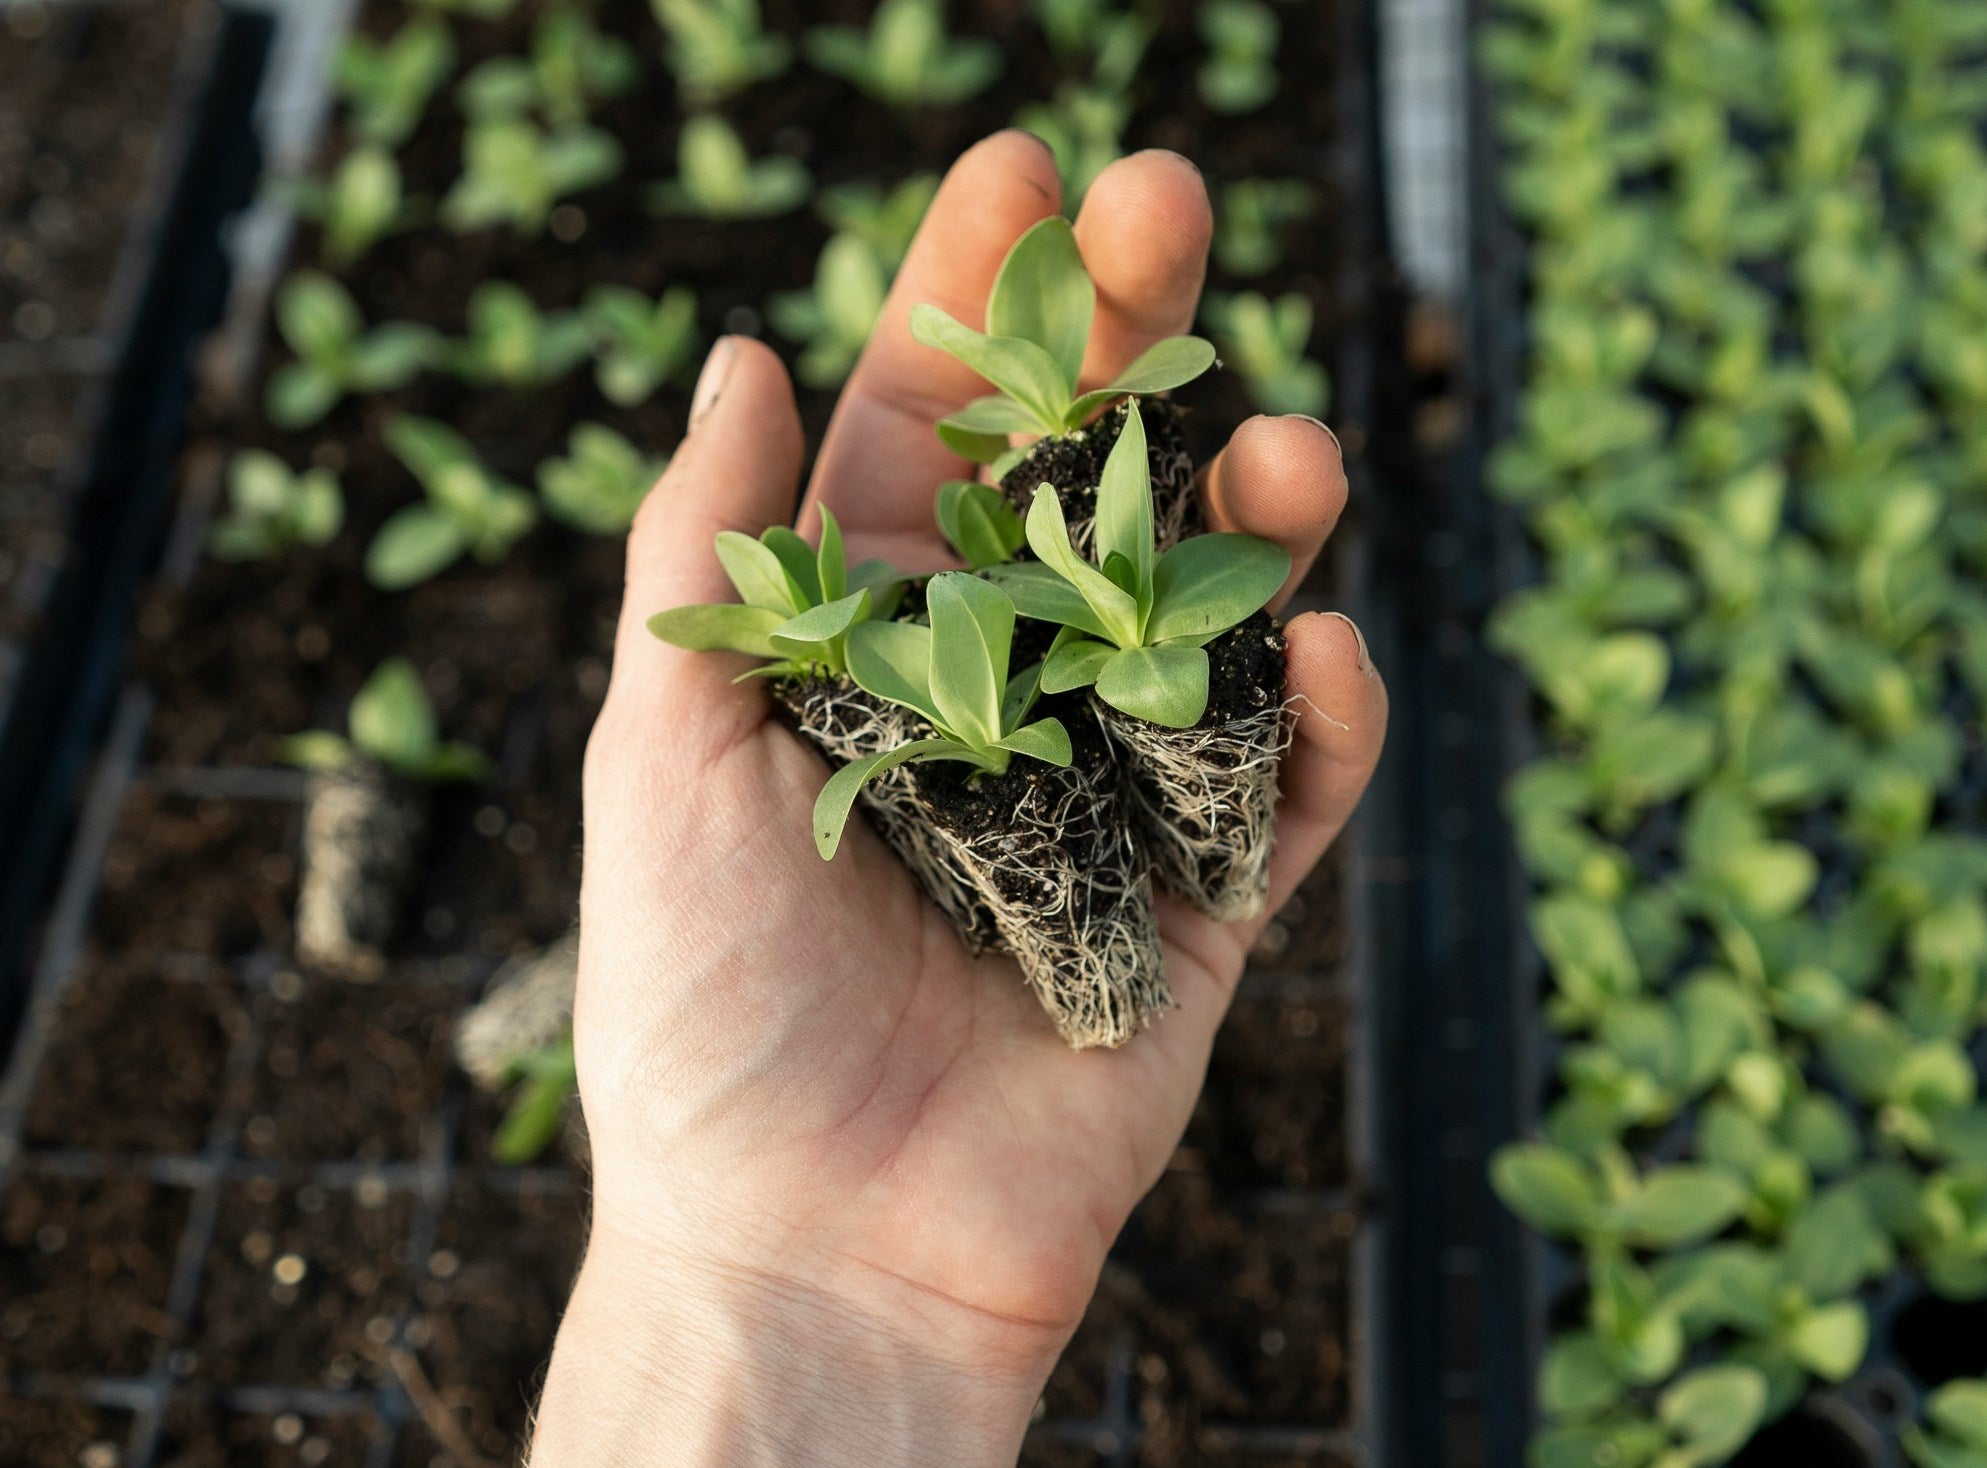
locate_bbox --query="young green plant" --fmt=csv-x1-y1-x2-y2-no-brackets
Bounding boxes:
460,8,637,127
442,118,622,234
281,657,493,784
936,480,1025,570
492,1035,579,1164
646,507,900,680
444,282,593,388
910,215,1214,466
296,146,420,268
1000,402,1288,728
1215,178,1319,278
209,451,344,561
368,416,538,589
804,0,1002,110
266,272,436,429
816,174,937,267
583,285,700,407
1204,289,1329,417
816,572,1073,858
649,115,812,219
537,424,662,535
650,0,790,105
337,18,454,148
1196,0,1279,114
770,233,890,388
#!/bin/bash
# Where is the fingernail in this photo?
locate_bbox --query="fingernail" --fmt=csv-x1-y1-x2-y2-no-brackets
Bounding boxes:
1324,611,1372,674
690,337,738,429
1292,414,1343,456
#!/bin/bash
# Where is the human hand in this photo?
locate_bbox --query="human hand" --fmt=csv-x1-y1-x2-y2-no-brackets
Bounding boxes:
531,132,1387,1466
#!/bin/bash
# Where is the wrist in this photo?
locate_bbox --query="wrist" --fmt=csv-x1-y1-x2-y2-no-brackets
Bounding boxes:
530,1214,1054,1467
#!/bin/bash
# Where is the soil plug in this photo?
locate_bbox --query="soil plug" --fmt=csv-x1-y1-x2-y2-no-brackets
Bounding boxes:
648,509,1001,952
826,573,1166,1048
997,401,1292,921
910,217,1214,555
282,659,492,977
456,930,580,1091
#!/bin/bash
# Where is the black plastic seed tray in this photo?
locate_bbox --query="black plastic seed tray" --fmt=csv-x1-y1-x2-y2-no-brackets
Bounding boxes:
0,0,273,1056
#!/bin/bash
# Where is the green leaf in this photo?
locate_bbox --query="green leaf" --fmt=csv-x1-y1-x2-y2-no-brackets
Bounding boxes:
986,216,1094,395
993,717,1073,766
1611,1166,1746,1248
909,304,1072,428
1148,533,1291,643
846,619,943,727
1927,1381,1987,1450
761,526,823,605
1491,1143,1599,1235
817,506,847,601
936,480,1024,568
1540,1333,1625,1420
1786,1187,1891,1299
1094,643,1210,727
926,572,1012,749
814,738,965,857
366,505,468,589
939,392,1044,437
770,590,870,655
647,603,787,658
349,658,439,773
716,530,803,614
1656,1365,1768,1461
1068,334,1219,419
277,730,354,772
990,561,1113,640
1785,1300,1868,1381
1093,399,1154,603
936,419,1015,464
1023,486,1140,643
278,272,360,359
1041,637,1116,693
265,365,341,430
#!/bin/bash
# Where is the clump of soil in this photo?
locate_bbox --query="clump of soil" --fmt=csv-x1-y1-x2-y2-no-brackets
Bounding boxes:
913,700,1167,1047
1001,399,1201,558
1106,614,1289,922
769,673,1004,954
0,1397,133,1467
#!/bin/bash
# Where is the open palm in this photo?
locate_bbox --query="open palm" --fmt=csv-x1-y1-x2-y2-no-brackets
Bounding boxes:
560,133,1387,1460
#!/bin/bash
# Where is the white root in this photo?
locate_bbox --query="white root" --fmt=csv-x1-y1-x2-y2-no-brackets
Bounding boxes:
296,763,426,978
774,677,1004,955
1105,703,1292,923
921,750,1169,1049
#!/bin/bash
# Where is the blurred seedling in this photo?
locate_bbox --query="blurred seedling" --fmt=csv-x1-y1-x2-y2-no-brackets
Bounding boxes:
208,451,344,561
538,423,664,535
292,147,420,268
583,284,700,407
443,117,623,234
771,233,890,388
1203,290,1330,417
368,416,538,589
648,115,812,219
1196,0,1279,114
338,17,454,148
804,0,1002,109
650,0,790,106
460,7,638,127
266,272,437,430
1215,178,1319,277
280,657,493,783
492,1036,579,1164
816,173,938,267
444,282,594,388
1013,12,1152,205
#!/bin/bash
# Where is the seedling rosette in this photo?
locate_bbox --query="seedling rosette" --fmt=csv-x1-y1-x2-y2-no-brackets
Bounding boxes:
831,573,1166,1048
648,511,1002,952
911,217,1213,556
998,402,1292,920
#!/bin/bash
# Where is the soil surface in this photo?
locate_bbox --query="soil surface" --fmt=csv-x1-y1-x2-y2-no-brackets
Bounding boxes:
1001,397,1202,546
1203,612,1287,728
0,0,1365,1457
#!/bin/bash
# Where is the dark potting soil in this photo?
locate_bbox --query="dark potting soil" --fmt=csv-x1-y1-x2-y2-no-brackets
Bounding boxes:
9,0,1365,1451
155,1402,386,1468
1202,611,1286,729
0,1396,134,1466
24,958,243,1155
0,1170,190,1376
1000,397,1201,544
189,1178,414,1391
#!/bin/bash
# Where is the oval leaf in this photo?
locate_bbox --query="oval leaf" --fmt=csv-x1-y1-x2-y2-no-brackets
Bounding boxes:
1148,533,1291,643
1094,643,1210,728
987,216,1095,395
926,572,1013,748
716,530,803,615
846,619,943,727
909,304,1070,429
648,602,787,657
1094,400,1154,601
814,738,962,859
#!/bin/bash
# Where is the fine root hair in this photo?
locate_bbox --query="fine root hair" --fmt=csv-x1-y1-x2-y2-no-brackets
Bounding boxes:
773,676,1004,955
1106,703,1291,923
924,749,1169,1049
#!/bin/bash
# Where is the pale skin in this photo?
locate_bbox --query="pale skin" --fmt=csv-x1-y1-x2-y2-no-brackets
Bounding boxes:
531,133,1388,1465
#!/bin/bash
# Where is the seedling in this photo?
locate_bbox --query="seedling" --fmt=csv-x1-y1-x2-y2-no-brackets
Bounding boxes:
650,0,790,106
804,0,1002,109
816,574,1072,858
1032,0,1117,61
648,115,812,219
910,217,1215,465
770,233,889,388
1215,178,1319,278
444,282,593,388
337,18,453,148
1196,0,1279,114
492,1035,578,1164
537,424,662,535
460,8,638,127
1204,290,1329,417
295,146,419,268
816,173,937,267
647,506,902,680
936,480,1025,569
583,285,700,407
368,416,538,589
1907,1379,1987,1468
280,657,492,783
997,403,1287,727
442,118,623,234
265,272,437,430
208,451,344,561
